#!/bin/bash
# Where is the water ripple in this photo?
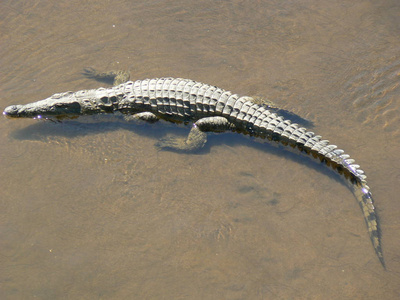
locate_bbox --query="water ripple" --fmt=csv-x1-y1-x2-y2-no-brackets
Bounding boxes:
345,56,400,134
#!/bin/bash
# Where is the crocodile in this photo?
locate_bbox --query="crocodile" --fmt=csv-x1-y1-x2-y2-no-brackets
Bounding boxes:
3,69,385,268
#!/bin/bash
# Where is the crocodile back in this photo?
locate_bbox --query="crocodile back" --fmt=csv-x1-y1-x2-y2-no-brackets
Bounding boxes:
117,78,229,119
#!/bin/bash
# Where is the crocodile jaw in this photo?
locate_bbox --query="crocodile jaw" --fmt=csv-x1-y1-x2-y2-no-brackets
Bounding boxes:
3,97,82,120
3,105,24,118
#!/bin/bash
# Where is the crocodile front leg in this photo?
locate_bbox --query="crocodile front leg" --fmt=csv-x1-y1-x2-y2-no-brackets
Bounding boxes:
156,116,235,151
82,68,130,85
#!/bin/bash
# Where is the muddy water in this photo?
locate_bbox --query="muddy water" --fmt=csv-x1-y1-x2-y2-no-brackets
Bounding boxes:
1,0,399,299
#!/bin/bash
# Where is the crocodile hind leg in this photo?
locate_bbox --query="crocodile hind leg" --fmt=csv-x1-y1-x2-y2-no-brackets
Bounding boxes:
82,67,130,86
156,116,235,152
156,125,208,151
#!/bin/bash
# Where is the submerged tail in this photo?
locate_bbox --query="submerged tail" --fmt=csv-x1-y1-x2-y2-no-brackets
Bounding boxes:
256,114,386,268
352,183,385,268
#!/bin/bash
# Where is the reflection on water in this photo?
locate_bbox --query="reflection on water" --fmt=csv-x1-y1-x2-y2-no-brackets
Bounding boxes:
1,0,399,299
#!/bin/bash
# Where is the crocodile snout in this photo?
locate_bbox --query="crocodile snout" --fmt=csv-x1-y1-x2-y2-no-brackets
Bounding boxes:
3,105,23,118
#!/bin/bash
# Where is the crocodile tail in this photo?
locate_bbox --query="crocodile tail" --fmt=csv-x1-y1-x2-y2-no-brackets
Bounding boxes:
257,118,386,268
300,132,386,268
301,137,385,268
352,183,385,268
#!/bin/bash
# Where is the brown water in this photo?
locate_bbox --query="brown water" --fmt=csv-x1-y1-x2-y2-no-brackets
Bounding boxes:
1,0,400,299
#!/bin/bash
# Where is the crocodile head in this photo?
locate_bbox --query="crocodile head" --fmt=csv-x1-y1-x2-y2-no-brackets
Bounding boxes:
3,92,82,120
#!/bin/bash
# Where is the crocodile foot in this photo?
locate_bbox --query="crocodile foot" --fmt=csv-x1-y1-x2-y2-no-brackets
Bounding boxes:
83,67,130,86
156,126,207,152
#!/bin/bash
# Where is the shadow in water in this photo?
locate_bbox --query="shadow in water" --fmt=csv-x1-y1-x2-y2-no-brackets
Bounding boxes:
9,114,345,191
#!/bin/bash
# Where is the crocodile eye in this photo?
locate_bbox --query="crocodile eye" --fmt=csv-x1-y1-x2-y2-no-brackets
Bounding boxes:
54,102,81,114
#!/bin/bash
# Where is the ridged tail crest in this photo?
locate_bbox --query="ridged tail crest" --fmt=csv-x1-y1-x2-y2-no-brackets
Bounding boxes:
243,112,385,268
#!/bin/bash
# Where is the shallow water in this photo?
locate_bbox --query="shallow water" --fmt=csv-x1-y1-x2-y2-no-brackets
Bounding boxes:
1,0,399,299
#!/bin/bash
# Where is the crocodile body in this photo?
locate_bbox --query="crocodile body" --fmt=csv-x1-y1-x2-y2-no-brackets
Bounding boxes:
3,71,385,268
